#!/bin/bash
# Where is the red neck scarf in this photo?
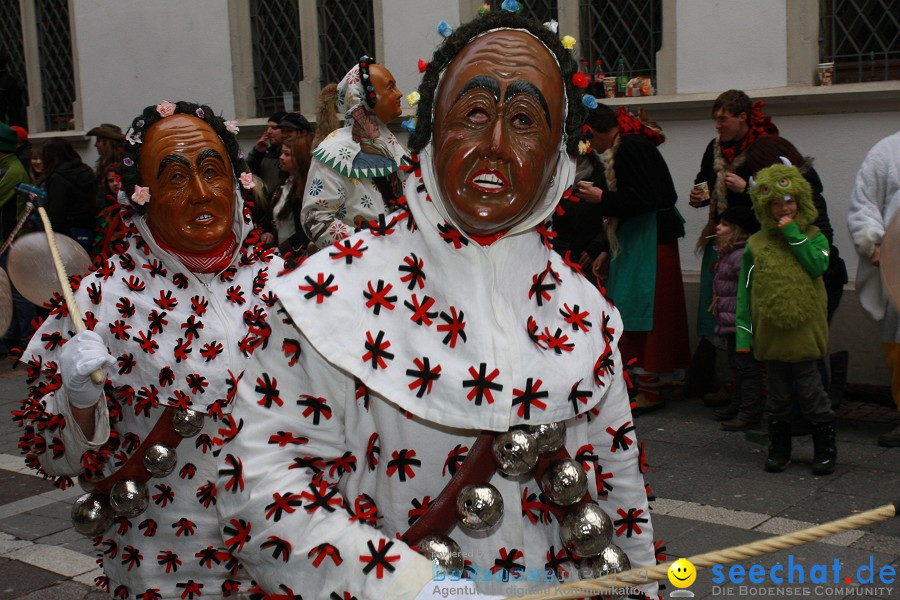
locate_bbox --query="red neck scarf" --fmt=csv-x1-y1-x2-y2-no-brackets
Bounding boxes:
720,101,779,163
152,230,238,274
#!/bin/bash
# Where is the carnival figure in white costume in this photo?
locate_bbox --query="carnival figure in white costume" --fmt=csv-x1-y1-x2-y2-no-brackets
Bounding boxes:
15,101,283,599
218,12,660,600
847,130,900,446
301,56,408,251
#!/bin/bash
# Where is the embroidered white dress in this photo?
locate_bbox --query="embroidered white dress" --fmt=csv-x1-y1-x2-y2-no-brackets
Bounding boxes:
16,196,283,600
217,148,660,599
300,123,408,251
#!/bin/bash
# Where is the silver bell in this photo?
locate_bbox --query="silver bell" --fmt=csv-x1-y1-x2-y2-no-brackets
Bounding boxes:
71,492,115,536
580,543,631,579
560,503,613,557
143,443,177,477
527,421,567,454
492,429,538,476
415,533,465,575
540,458,588,506
171,408,204,437
109,479,149,517
456,483,504,531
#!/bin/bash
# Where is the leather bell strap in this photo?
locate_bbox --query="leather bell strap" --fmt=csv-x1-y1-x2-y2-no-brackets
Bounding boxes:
402,433,497,547
84,406,186,495
401,433,591,548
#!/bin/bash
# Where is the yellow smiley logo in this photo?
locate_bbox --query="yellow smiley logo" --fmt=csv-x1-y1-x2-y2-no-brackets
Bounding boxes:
667,558,697,588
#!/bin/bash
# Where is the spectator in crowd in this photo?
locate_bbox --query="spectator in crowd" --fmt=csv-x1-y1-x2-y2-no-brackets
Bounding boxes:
217,13,658,600
278,111,315,145
847,130,900,447
686,89,778,405
576,104,691,412
551,108,607,286
744,136,848,406
0,121,29,357
300,57,407,251
28,142,44,182
710,205,763,430
260,132,312,255
87,123,125,179
246,110,286,196
739,163,835,475
39,138,98,252
15,100,282,599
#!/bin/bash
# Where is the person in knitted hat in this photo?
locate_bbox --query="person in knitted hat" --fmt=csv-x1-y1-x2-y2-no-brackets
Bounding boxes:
710,204,763,431
218,11,657,600
0,120,29,249
737,162,836,475
299,56,407,251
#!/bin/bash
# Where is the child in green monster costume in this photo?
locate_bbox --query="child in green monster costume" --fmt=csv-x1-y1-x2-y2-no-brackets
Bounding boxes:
736,162,836,475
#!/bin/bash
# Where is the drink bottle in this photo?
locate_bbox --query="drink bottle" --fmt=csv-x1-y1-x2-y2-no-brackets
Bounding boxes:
592,59,605,97
616,57,628,98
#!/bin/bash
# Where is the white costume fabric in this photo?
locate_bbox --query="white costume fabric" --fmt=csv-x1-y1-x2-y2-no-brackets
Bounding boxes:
217,143,659,599
16,193,283,599
301,63,409,251
848,130,900,341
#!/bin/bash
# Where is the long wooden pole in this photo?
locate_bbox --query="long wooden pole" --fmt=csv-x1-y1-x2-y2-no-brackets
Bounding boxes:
36,207,104,384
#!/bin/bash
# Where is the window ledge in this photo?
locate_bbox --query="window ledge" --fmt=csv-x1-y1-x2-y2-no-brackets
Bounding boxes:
605,81,900,121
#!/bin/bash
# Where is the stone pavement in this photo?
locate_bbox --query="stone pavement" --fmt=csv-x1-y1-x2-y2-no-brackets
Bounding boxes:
0,358,896,599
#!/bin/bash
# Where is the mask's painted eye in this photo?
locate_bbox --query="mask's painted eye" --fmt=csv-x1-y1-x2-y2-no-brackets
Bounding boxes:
777,178,791,188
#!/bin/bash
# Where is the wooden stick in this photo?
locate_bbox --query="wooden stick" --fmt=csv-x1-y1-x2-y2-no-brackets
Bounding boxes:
35,207,104,385
509,501,898,599
0,203,35,257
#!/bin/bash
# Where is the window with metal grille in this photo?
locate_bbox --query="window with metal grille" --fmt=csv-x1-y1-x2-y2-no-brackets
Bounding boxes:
317,0,376,87
819,0,899,83
579,0,661,83
35,0,75,131
0,0,27,128
478,0,558,24
250,0,303,117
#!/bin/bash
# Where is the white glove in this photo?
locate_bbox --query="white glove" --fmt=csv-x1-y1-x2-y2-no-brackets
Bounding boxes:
416,577,504,600
59,330,114,408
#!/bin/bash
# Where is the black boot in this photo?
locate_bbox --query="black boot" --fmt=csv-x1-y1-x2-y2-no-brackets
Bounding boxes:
811,421,837,475
765,421,792,472
828,351,849,409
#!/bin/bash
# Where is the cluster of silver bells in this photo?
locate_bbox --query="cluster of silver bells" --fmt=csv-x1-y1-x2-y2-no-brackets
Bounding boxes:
71,408,205,536
419,422,628,579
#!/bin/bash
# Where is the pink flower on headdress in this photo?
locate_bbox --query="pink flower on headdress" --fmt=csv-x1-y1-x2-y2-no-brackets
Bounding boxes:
131,185,151,205
156,100,176,117
239,172,255,190
225,119,240,134
125,129,141,145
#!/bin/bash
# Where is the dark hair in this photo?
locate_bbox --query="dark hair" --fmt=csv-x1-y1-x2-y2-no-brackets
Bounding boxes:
408,11,586,156
712,89,752,121
744,135,811,174
278,134,312,222
41,138,82,177
585,103,617,133
120,101,247,213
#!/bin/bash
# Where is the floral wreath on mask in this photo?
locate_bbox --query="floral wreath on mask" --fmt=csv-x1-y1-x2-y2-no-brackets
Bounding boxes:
119,100,251,214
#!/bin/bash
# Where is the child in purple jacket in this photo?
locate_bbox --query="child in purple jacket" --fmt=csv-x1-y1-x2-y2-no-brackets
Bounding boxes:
711,205,764,430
